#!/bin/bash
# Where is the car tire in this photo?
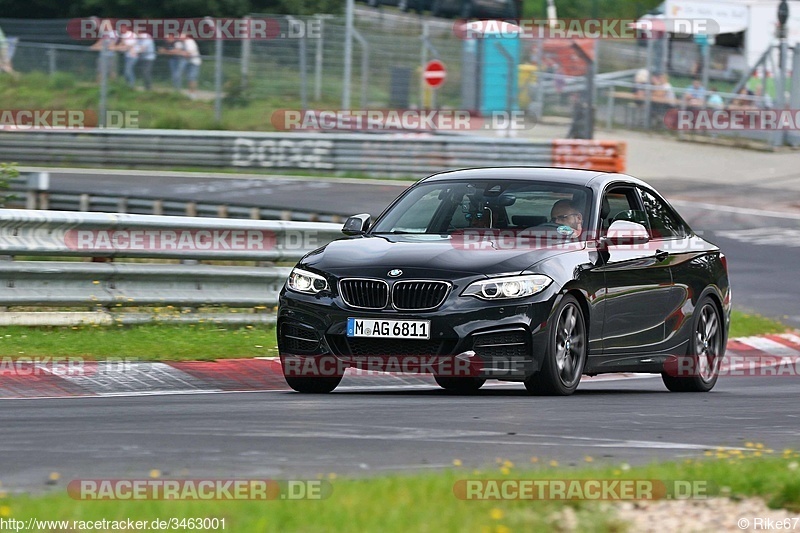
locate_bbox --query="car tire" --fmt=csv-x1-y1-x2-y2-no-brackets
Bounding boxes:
460,0,473,18
284,376,342,394
524,294,587,396
662,297,723,392
435,375,486,393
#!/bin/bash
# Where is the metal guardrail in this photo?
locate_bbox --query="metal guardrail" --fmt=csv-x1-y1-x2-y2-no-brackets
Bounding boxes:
0,129,552,176
0,130,625,176
0,209,344,324
6,177,347,223
0,261,292,308
0,209,343,262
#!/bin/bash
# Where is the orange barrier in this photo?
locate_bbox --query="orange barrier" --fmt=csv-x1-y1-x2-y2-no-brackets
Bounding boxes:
551,140,627,173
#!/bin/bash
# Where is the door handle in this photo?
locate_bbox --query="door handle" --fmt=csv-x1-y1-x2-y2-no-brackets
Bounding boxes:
654,249,669,261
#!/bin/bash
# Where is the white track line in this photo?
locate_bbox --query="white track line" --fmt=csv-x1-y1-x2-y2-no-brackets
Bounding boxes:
736,336,800,357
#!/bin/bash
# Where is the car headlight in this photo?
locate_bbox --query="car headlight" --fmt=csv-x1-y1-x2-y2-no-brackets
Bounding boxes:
462,274,553,300
287,268,329,295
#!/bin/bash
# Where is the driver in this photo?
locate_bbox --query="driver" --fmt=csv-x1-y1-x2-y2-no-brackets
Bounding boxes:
548,199,583,237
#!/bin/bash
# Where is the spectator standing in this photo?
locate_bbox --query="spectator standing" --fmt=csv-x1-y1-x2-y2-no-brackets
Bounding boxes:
181,34,202,97
90,18,118,82
158,36,185,90
118,23,139,88
138,32,156,90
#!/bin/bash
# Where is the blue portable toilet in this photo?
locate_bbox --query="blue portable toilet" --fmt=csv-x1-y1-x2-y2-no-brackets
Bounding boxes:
460,20,522,115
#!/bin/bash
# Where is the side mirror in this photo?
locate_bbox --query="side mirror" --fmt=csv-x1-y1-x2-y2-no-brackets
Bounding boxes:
603,220,650,247
342,214,371,236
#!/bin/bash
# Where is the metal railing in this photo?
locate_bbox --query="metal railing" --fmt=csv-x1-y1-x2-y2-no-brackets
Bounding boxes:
0,209,343,325
5,176,346,222
0,130,627,176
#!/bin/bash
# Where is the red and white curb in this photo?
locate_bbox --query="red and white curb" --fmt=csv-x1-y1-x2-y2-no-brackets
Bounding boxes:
1,334,799,399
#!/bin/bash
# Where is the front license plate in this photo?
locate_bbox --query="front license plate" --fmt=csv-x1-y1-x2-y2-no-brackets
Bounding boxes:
347,318,431,340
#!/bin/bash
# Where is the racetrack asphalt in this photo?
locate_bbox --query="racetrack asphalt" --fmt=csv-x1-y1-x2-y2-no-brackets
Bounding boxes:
1,374,798,493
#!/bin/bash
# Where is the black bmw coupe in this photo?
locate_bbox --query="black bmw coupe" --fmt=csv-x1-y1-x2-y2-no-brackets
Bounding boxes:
278,168,731,395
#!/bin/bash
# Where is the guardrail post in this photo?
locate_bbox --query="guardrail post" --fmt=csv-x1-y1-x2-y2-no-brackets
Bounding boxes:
26,172,49,210
153,199,163,215
250,207,261,220
217,205,229,218
79,194,90,212
186,202,198,217
281,210,292,221
117,197,128,213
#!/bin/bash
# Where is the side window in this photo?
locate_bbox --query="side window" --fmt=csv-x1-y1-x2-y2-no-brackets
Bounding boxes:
639,189,685,240
599,187,648,234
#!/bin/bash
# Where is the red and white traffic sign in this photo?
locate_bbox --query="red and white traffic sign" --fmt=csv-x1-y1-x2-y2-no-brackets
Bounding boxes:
423,60,447,89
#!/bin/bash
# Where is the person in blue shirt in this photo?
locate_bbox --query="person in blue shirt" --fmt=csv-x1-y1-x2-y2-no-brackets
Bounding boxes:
683,78,706,106
138,33,156,90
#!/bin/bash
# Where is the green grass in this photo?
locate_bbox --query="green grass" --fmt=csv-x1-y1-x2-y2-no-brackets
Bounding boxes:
1,452,799,532
0,72,334,132
0,309,787,361
0,322,277,360
729,310,789,338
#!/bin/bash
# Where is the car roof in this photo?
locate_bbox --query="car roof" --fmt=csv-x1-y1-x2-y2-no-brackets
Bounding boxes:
420,167,650,190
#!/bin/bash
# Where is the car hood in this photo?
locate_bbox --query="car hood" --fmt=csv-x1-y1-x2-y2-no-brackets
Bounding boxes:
301,234,585,278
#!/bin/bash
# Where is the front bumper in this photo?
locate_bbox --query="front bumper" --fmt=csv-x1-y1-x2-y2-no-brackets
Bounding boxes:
277,287,558,380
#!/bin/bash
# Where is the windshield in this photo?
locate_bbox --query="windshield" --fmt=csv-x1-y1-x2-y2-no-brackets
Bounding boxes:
371,180,592,237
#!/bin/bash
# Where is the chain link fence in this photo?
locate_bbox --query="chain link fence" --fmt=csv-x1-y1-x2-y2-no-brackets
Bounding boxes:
1,13,798,146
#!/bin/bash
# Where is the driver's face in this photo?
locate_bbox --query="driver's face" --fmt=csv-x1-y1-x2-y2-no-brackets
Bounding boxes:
551,205,583,231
